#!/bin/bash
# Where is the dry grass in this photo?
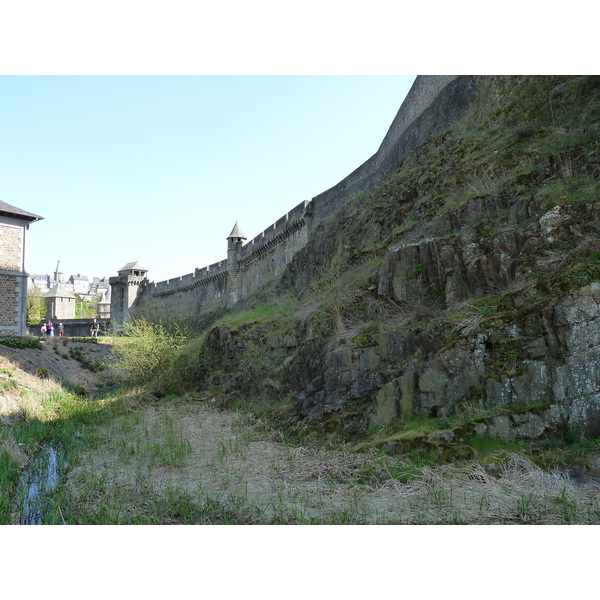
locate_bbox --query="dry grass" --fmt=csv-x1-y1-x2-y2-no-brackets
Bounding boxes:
62,403,600,524
0,356,65,421
0,356,67,475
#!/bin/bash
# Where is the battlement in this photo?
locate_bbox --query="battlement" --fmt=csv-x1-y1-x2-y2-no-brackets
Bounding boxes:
195,260,229,282
150,260,228,297
109,274,147,286
146,201,309,299
240,200,310,262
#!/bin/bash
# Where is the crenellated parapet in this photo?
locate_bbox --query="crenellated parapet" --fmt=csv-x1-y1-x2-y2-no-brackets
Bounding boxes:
110,275,148,287
145,199,311,302
149,260,229,297
194,261,230,285
239,200,310,266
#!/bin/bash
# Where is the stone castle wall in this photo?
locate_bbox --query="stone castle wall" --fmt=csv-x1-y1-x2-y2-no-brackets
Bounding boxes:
133,199,311,318
310,75,477,222
113,76,479,323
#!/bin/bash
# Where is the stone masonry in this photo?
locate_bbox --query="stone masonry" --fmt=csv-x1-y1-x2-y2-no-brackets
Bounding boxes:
0,201,43,336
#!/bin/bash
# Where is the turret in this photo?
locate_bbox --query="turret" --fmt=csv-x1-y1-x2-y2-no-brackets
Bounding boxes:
109,261,148,326
96,288,111,320
226,221,246,271
226,222,246,307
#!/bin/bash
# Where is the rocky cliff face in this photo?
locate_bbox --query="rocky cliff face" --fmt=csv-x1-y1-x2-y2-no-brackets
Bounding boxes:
197,75,600,445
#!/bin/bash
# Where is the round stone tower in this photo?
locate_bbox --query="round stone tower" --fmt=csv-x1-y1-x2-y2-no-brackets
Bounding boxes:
226,222,246,306
226,221,246,271
96,288,111,320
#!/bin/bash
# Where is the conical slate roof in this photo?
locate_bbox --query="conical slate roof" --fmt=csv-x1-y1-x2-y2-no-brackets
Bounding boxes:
45,283,75,299
227,221,246,240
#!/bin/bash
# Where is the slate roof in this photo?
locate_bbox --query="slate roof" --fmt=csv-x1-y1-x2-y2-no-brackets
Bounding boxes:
118,261,147,273
0,201,43,223
227,221,246,240
45,283,75,299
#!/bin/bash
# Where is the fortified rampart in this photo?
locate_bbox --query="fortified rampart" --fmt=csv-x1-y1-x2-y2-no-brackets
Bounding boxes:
111,75,478,324
127,199,312,319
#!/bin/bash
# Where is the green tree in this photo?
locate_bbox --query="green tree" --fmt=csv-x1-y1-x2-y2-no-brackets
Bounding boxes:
74,294,98,319
26,286,46,325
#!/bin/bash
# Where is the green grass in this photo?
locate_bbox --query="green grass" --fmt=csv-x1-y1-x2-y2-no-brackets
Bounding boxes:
0,450,21,524
466,434,526,456
211,296,300,329
149,414,192,467
68,346,105,372
0,378,18,393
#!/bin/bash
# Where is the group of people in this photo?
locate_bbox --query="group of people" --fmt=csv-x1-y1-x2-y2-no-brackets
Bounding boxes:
40,319,101,339
40,321,64,338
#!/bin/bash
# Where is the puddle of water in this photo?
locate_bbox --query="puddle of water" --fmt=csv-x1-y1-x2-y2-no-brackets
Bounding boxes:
19,445,62,525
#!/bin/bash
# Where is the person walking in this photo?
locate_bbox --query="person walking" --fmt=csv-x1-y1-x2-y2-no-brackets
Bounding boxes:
46,321,53,337
91,319,100,339
58,323,64,338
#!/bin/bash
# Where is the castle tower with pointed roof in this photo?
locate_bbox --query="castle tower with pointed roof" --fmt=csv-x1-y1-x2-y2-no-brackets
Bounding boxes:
96,288,111,320
227,221,246,270
226,221,247,305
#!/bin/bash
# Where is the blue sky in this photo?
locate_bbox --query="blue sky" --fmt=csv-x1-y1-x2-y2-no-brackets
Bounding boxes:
1,75,416,283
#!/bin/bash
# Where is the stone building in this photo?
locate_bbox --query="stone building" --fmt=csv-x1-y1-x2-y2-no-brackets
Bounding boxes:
30,273,51,294
68,273,90,295
44,282,76,320
0,201,43,336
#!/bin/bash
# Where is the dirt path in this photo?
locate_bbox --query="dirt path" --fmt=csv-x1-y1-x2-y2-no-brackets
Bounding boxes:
65,401,600,524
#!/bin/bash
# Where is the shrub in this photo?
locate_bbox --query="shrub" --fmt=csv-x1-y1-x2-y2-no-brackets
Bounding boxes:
34,367,49,379
111,317,187,383
0,338,42,350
